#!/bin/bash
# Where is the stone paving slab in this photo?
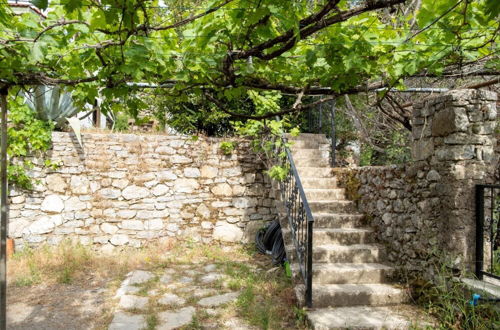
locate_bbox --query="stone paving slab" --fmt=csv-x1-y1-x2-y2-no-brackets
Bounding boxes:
109,264,243,329
127,270,155,285
197,292,240,307
157,306,196,330
108,312,146,330
119,295,149,310
158,293,186,306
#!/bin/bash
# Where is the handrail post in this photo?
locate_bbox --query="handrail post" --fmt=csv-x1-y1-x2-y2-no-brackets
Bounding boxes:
306,219,313,307
476,185,484,280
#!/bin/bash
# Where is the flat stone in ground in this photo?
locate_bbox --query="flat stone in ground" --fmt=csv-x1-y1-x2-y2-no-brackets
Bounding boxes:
224,318,258,330
184,269,200,277
178,276,194,283
118,295,149,310
127,270,155,285
200,273,223,284
108,312,146,330
203,264,217,272
158,293,186,306
157,306,196,330
165,283,182,290
192,288,217,298
115,285,140,298
204,308,218,316
148,289,159,296
176,286,195,293
160,274,172,284
197,292,240,307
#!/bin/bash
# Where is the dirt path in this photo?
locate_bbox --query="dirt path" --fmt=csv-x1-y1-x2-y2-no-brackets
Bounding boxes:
7,280,113,330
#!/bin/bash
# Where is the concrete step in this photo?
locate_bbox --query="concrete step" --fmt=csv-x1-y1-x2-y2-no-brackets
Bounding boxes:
296,167,333,178
296,283,408,308
308,263,394,284
313,244,384,263
301,177,338,189
304,188,346,201
291,148,329,159
307,305,429,329
286,133,329,142
282,227,373,245
309,200,357,213
290,140,330,150
293,157,330,167
315,228,373,245
312,213,365,228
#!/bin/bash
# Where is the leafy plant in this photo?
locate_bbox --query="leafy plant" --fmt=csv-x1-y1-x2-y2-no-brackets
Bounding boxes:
220,141,236,155
114,112,130,132
23,86,79,129
267,165,289,181
7,95,54,189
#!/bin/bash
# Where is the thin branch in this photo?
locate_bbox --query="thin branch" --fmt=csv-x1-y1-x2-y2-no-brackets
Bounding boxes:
204,91,336,120
405,0,464,42
34,20,89,42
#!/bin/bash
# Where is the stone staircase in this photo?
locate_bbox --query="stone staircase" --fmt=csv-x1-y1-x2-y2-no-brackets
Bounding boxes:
278,133,428,329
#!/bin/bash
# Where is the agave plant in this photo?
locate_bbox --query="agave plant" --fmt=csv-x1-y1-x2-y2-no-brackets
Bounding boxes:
24,85,83,147
24,85,80,129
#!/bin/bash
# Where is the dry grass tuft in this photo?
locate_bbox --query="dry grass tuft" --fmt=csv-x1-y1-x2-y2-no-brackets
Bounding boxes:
7,239,176,287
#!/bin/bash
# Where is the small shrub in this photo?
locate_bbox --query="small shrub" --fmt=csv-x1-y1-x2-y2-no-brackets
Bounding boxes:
220,141,236,155
114,113,130,131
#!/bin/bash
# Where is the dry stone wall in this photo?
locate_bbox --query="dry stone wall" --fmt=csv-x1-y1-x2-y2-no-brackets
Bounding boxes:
335,89,498,278
9,133,276,249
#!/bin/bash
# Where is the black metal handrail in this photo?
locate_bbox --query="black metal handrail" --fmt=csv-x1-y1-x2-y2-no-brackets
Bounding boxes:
475,184,500,280
275,134,314,307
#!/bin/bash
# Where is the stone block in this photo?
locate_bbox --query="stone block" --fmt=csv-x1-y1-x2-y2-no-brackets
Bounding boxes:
41,195,64,213
101,223,119,234
184,167,201,178
110,234,129,246
65,196,87,211
435,145,475,161
472,121,496,135
112,179,129,189
45,174,67,193
157,170,178,181
174,179,200,193
152,184,169,196
145,219,164,230
196,203,211,219
411,139,434,161
122,186,150,200
121,220,144,230
431,107,468,136
212,221,243,242
200,165,218,178
70,176,90,194
98,188,122,199
211,183,232,196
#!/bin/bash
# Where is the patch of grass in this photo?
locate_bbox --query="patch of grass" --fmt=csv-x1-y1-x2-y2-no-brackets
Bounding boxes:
7,239,177,287
136,278,160,297
144,314,158,330
493,250,500,276
222,255,305,330
411,266,500,329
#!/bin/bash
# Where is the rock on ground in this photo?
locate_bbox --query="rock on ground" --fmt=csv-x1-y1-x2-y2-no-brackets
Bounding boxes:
108,312,146,330
157,306,196,330
197,292,240,307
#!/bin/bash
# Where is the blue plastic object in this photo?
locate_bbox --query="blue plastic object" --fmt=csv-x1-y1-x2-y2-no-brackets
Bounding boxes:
470,293,481,306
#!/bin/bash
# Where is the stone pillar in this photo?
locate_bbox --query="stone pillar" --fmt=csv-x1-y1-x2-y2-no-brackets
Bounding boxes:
411,89,498,271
